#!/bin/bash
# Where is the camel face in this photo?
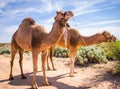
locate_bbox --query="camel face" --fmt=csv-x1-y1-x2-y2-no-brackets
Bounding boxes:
54,11,74,27
64,11,74,21
102,31,116,42
111,35,116,42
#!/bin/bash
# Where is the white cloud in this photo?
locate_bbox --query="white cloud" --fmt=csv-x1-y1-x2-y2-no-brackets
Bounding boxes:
0,25,18,43
74,6,114,17
0,0,16,8
0,9,5,14
11,8,43,16
1,0,64,17
79,20,120,28
41,0,64,12
3,25,18,34
73,0,106,13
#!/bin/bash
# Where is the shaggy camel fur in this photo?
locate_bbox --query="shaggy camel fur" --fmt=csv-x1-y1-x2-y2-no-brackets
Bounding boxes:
9,11,74,89
47,27,116,77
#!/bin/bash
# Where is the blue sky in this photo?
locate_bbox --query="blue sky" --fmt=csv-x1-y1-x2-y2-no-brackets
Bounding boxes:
0,0,120,43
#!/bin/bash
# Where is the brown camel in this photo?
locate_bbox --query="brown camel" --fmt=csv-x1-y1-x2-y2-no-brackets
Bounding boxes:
9,11,74,89
47,27,116,77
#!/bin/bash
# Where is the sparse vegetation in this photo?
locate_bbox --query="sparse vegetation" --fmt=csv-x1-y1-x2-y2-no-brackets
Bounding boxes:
0,47,10,55
54,45,108,66
75,45,108,66
54,46,69,58
106,41,120,74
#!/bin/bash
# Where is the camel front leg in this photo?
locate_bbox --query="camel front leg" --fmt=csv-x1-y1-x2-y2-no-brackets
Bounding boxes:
31,51,38,89
47,55,51,70
42,50,50,86
69,48,77,77
70,55,74,77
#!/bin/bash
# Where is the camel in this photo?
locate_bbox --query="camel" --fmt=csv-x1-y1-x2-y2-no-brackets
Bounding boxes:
9,11,74,89
47,27,116,77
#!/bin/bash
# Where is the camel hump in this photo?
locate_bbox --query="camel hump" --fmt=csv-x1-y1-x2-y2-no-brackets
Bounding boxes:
21,17,35,25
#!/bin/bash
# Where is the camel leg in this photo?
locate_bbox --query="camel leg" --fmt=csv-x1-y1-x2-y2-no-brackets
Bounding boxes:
42,50,50,86
69,48,76,77
18,47,27,79
31,51,38,89
47,55,51,70
49,48,56,70
9,38,18,80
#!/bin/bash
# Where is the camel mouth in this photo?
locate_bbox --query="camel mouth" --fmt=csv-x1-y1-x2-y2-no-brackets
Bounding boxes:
59,18,67,27
102,32,116,42
59,11,74,27
64,11,74,21
111,35,117,42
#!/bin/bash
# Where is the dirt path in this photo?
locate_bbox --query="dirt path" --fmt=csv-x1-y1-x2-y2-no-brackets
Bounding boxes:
0,54,120,89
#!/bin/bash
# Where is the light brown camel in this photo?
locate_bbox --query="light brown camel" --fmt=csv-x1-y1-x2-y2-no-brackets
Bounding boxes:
47,27,116,77
9,11,74,89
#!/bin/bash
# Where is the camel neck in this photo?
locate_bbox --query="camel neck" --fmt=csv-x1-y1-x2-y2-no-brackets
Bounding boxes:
79,33,106,46
47,21,65,46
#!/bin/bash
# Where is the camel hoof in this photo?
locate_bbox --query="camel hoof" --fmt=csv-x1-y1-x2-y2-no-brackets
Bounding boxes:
44,81,51,86
53,68,57,71
70,74,74,77
47,68,52,71
74,71,77,74
21,75,27,79
31,85,38,89
9,76,14,80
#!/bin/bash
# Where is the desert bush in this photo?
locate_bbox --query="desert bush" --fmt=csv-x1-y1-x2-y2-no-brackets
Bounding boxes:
106,41,120,61
75,46,108,66
107,41,120,74
54,46,69,58
0,47,10,55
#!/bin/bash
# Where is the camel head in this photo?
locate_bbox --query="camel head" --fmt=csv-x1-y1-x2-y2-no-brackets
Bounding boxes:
102,31,116,42
64,11,74,21
54,11,74,27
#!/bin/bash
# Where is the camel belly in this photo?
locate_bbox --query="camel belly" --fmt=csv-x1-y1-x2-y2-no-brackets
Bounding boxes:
15,34,32,51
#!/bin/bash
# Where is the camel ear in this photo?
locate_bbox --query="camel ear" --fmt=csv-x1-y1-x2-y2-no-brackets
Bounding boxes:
102,30,107,34
56,11,60,14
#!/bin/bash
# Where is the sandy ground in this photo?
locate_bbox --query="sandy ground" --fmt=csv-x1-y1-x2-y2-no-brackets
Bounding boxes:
0,54,120,89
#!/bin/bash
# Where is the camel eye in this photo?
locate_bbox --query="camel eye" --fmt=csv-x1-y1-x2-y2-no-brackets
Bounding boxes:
61,13,64,16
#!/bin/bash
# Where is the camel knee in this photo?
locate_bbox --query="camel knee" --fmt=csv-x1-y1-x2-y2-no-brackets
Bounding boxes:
70,60,74,65
19,59,22,65
42,66,46,70
33,67,38,72
10,59,14,66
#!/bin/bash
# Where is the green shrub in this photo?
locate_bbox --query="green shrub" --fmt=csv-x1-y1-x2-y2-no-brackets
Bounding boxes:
75,46,108,66
0,47,10,55
107,41,120,74
54,46,69,58
107,41,120,61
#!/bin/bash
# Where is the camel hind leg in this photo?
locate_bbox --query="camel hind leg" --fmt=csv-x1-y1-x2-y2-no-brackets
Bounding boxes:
47,47,56,71
9,33,27,80
9,37,18,80
49,47,56,70
18,46,27,79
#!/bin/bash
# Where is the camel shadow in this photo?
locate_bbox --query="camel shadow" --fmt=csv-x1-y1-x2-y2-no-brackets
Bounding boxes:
86,71,120,89
0,71,90,89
